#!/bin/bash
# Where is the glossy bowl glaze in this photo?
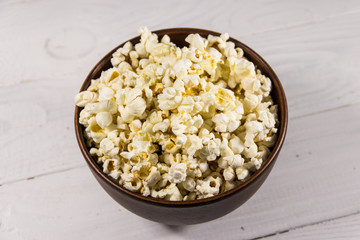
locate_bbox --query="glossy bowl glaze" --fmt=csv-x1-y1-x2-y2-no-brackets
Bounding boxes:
75,28,288,225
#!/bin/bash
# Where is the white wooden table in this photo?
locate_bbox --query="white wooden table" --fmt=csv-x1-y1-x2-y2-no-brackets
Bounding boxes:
1,0,360,239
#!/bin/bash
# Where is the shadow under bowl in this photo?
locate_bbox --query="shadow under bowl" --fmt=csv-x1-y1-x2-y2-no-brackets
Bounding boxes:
75,28,288,225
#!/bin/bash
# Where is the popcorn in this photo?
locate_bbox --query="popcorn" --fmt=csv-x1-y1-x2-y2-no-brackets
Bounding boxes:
124,88,142,105
160,138,181,154
177,96,204,115
185,33,207,51
175,134,187,145
96,112,113,129
183,192,197,201
79,109,92,126
164,183,183,201
101,68,121,84
169,163,187,183
75,27,278,201
144,166,161,186
236,167,249,181
170,112,203,135
251,157,263,170
198,134,221,161
99,87,115,101
223,167,235,181
75,91,98,107
228,58,256,89
245,120,264,134
103,159,121,179
129,119,142,132
123,176,142,191
213,110,243,133
100,138,115,153
243,92,260,112
183,135,203,157
199,161,209,173
152,119,170,133
196,174,223,199
230,155,244,168
241,77,260,93
224,180,238,191
213,87,236,111
119,96,147,122
229,135,244,154
173,59,192,78
157,87,182,110
183,176,196,192
85,100,117,114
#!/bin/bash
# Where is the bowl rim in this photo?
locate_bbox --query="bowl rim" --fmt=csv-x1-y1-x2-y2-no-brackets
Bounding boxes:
75,27,288,207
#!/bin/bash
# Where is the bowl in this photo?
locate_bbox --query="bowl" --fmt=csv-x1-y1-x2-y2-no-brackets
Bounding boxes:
75,28,288,225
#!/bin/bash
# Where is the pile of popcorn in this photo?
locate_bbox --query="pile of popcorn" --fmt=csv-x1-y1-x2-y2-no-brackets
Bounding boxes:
75,27,278,201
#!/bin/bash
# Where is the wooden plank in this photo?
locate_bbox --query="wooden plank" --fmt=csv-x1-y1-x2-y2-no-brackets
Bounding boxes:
1,103,359,240
1,0,360,185
0,0,360,88
260,213,360,240
0,78,86,185
239,11,360,120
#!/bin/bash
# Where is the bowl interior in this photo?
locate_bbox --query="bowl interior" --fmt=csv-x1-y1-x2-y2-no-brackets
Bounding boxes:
75,28,288,206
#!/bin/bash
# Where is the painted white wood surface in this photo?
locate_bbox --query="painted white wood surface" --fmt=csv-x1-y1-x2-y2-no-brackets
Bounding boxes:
262,213,360,240
1,103,359,240
0,0,360,239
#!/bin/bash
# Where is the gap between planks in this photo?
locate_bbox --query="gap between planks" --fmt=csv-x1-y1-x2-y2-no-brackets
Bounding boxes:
251,211,360,240
289,103,355,120
0,164,85,187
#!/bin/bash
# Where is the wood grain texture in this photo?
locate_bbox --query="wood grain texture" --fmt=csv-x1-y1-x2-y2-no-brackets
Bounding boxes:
1,0,360,239
261,213,360,240
241,11,360,120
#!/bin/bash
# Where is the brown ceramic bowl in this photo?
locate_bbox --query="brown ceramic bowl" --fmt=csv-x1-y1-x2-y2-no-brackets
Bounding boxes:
75,28,288,225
